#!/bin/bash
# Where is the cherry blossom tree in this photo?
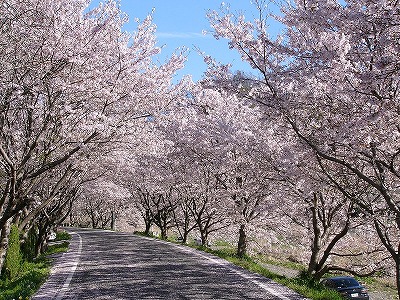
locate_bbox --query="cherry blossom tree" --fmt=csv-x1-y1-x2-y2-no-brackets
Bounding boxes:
171,185,199,243
275,174,385,279
206,0,400,294
0,0,184,273
76,179,130,229
155,79,281,252
132,187,155,235
24,182,77,258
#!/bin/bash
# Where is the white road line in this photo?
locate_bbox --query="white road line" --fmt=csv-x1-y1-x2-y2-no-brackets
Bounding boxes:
55,231,83,300
138,235,306,299
163,241,293,300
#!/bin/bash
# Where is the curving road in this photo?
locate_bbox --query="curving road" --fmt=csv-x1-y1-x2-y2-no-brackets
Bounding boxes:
33,228,308,300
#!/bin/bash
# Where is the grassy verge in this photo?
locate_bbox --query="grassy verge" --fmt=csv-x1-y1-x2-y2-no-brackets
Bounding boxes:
255,254,306,271
193,246,342,300
133,232,341,300
0,231,71,300
132,232,397,299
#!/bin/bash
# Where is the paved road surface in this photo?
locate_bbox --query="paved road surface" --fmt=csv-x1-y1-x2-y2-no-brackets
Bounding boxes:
33,228,308,300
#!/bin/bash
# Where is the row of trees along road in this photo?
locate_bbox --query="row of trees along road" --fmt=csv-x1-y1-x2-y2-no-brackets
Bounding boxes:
124,75,387,281
0,0,185,276
203,0,400,297
2,0,400,299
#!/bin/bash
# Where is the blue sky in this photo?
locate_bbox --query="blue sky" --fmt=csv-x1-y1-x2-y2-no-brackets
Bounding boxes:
89,1,282,81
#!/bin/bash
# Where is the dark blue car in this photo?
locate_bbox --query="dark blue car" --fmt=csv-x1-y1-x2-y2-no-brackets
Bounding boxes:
321,276,369,300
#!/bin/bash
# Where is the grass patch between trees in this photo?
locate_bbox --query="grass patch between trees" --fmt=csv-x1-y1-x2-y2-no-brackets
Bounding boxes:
0,230,71,300
132,232,342,300
196,246,342,300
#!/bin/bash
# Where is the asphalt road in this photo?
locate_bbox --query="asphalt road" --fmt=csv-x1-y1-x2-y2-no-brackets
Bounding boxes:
33,228,308,300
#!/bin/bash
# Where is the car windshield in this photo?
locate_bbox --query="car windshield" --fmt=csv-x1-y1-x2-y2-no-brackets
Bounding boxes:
331,278,360,288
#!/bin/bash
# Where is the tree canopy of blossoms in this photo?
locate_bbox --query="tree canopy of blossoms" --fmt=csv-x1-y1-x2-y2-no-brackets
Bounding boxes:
206,0,400,294
2,0,400,297
0,0,184,273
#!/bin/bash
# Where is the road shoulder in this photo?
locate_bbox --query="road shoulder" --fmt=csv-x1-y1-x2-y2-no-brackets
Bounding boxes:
32,231,82,300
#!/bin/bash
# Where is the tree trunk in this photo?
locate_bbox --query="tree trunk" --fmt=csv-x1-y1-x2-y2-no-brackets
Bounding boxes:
143,211,152,235
200,230,208,247
160,227,167,240
397,243,400,300
182,232,188,244
308,245,320,274
237,224,247,258
144,221,151,236
308,192,321,275
111,210,115,230
35,224,48,257
0,219,12,275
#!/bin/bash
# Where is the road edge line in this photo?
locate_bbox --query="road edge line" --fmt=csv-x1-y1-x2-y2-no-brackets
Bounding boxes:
149,238,297,300
55,231,83,300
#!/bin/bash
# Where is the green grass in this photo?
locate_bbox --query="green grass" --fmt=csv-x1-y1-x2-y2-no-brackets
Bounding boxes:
0,234,70,300
46,241,70,255
255,254,306,271
133,231,156,238
188,245,343,300
139,233,390,299
212,239,234,247
0,260,50,300
55,230,72,242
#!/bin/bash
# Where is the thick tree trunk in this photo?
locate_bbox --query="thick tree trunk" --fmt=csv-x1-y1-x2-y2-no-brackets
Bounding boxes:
160,227,167,240
308,192,321,275
144,221,151,235
237,224,247,258
35,225,48,257
308,246,320,274
200,230,209,247
182,232,188,244
143,210,152,235
111,211,115,230
0,219,12,275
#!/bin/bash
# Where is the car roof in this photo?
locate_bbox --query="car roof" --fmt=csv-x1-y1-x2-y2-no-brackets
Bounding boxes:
325,276,362,287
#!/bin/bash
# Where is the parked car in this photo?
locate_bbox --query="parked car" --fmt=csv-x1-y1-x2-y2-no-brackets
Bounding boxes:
321,276,369,300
